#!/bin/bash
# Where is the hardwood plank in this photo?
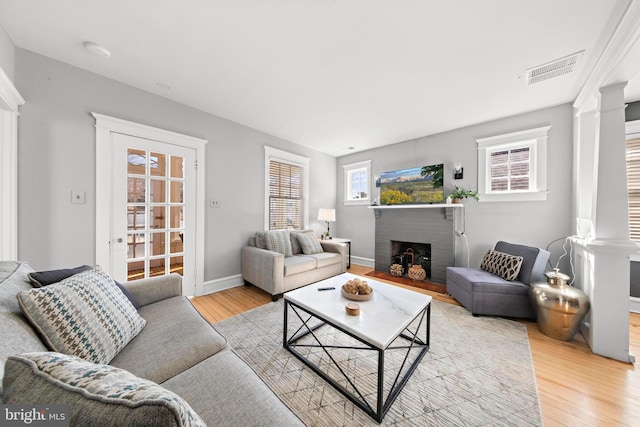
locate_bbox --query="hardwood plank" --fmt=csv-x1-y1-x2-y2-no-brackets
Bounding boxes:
191,264,640,426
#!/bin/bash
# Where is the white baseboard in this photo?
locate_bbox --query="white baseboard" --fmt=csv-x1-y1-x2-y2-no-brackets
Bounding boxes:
351,256,374,268
631,297,640,313
200,274,243,296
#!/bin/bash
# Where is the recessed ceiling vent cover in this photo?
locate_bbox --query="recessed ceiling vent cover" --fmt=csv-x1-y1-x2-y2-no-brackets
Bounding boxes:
525,50,584,85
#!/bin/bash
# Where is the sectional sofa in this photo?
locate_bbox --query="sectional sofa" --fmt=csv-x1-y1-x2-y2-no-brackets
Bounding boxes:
0,261,303,426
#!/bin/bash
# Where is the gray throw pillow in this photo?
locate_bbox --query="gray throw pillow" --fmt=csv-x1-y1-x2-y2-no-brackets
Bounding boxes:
28,265,140,309
3,352,206,427
290,231,303,254
254,232,267,249
264,230,293,257
18,268,146,364
28,265,92,287
295,231,324,254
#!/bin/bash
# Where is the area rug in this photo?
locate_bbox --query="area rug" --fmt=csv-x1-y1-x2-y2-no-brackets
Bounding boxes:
213,299,542,426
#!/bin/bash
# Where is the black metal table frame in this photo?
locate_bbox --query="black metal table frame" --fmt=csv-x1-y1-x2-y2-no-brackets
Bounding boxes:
283,299,431,423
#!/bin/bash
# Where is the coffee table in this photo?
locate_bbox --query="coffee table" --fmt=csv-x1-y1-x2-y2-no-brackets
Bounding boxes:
283,273,431,422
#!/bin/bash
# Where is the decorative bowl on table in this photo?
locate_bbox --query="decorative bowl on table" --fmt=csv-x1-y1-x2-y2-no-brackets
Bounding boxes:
341,277,373,301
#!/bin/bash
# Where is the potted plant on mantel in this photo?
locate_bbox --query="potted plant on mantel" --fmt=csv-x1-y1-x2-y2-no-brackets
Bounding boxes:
448,187,479,203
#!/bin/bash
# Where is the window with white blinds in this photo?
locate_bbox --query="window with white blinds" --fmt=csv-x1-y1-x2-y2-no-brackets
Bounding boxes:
264,147,310,231
626,138,640,242
269,160,303,230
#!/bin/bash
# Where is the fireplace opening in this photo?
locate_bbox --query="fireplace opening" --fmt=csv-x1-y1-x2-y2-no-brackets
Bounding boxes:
390,240,431,279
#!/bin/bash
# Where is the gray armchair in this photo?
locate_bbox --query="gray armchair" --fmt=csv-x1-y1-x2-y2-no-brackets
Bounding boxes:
446,241,550,318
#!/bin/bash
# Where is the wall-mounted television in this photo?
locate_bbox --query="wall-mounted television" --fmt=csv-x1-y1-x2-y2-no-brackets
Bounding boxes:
378,164,444,205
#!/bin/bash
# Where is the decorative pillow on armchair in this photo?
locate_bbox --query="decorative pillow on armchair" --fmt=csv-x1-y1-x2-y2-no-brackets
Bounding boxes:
17,267,146,364
480,249,524,281
3,352,206,427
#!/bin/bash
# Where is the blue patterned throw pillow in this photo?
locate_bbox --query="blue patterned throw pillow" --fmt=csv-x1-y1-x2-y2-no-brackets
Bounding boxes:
3,352,206,427
17,268,146,364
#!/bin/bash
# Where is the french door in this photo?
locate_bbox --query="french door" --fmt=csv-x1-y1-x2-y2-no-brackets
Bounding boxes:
94,113,206,297
111,134,196,291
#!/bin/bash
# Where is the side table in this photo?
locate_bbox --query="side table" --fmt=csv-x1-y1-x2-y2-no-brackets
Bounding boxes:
325,237,351,269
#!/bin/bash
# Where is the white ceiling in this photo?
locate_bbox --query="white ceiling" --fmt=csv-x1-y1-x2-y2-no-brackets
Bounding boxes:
1,0,639,156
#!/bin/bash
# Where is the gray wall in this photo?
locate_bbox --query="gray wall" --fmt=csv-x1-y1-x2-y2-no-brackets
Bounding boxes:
14,48,336,282
0,23,14,82
336,103,574,270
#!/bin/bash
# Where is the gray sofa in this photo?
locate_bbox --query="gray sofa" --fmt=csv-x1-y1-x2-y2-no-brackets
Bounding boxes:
242,230,348,301
1,261,303,426
446,241,550,318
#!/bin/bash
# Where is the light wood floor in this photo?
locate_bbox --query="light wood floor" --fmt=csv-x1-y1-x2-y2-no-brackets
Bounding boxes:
191,265,640,426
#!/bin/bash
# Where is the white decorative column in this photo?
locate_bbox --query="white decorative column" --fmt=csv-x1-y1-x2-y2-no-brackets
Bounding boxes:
572,83,637,363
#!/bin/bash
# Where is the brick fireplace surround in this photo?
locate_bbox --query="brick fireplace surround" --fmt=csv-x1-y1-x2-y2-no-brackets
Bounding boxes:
372,206,459,284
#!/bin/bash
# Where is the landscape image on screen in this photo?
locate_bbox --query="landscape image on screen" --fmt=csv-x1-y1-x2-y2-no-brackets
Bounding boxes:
378,164,444,205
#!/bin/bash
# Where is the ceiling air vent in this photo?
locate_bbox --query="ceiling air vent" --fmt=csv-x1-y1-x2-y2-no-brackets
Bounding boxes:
525,50,584,85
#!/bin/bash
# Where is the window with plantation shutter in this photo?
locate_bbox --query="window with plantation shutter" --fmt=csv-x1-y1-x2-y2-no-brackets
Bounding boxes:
264,147,310,230
477,126,550,202
489,146,531,192
626,138,640,242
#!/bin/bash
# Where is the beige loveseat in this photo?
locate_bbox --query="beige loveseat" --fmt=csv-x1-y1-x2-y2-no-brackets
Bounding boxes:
241,229,348,301
1,261,303,426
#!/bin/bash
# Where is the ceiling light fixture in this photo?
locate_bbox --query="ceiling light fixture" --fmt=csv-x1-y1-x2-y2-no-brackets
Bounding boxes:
83,41,111,58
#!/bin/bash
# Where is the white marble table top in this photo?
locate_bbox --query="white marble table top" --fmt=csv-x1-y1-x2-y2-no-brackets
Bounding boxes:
284,272,432,349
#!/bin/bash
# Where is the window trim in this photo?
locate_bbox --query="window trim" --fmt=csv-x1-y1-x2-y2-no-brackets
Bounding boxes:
264,146,310,230
343,160,371,205
476,126,550,202
626,119,640,253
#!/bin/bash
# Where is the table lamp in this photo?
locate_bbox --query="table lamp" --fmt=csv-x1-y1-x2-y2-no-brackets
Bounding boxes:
317,208,336,239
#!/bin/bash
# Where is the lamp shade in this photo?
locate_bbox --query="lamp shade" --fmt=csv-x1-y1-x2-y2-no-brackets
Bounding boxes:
317,208,336,222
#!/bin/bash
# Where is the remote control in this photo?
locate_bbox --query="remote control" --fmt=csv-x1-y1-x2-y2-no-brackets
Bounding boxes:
317,287,335,291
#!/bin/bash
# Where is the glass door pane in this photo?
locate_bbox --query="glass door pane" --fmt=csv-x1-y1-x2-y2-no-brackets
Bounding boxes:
126,147,185,281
